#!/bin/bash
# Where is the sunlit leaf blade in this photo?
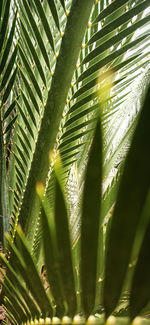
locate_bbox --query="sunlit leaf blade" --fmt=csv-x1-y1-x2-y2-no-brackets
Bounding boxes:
17,134,30,159
18,124,32,151
103,111,138,179
15,167,24,187
62,118,97,140
18,45,43,102
79,34,149,82
17,101,35,140
21,91,37,127
0,11,17,75
103,84,150,317
32,0,54,52
0,46,17,91
47,0,60,31
59,128,94,150
94,0,129,23
4,115,17,134
19,69,40,114
20,0,50,69
59,0,65,11
83,15,150,64
3,100,16,120
54,163,77,316
2,67,17,105
130,221,150,317
0,0,11,53
89,0,149,45
14,153,26,177
81,119,102,317
16,145,28,168
101,169,121,223
20,20,46,86
74,56,138,100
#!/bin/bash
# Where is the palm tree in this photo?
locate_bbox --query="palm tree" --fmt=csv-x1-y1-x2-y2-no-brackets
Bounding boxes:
0,0,150,323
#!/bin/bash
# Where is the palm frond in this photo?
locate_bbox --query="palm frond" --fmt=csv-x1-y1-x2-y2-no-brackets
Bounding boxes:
1,86,150,323
103,82,150,317
9,0,94,255
6,0,149,262
0,0,18,245
1,0,150,323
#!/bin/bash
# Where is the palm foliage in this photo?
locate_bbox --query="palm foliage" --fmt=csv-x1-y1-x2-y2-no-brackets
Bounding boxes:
0,0,150,323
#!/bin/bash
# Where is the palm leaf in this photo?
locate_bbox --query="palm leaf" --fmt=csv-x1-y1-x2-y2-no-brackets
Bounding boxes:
103,82,150,317
10,0,94,254
0,0,18,245
6,0,149,262
80,118,102,316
